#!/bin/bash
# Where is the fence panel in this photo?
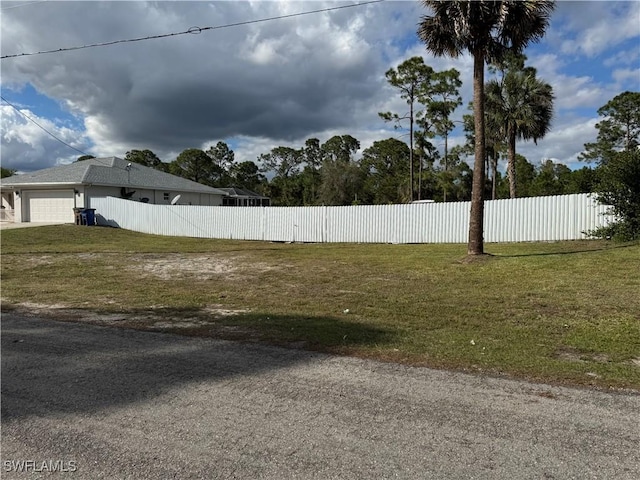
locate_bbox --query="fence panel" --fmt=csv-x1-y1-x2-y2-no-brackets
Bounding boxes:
90,194,613,244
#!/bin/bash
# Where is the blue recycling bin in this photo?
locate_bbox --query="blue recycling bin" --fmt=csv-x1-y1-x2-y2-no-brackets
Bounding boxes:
80,208,96,226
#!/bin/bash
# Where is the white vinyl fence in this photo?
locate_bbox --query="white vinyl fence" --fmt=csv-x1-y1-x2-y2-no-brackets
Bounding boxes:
90,193,613,244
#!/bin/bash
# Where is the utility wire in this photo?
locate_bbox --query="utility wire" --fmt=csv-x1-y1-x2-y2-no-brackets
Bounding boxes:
1,0,384,60
1,95,91,157
0,1,48,10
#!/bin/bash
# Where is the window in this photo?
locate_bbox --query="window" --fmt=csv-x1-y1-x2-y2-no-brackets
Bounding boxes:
163,193,169,201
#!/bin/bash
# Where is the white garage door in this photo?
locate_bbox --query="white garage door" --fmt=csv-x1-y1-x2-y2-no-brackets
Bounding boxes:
25,190,75,223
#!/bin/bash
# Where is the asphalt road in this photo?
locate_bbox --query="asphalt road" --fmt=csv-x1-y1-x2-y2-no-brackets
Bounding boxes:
2,312,639,479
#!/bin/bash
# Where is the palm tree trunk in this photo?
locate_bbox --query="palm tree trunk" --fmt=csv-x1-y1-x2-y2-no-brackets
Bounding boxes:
468,50,486,255
508,128,517,198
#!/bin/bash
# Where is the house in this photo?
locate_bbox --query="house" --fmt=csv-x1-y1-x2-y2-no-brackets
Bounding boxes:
0,157,229,223
219,187,271,207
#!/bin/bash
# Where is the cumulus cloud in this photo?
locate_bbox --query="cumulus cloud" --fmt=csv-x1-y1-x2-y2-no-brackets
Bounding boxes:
552,1,640,57
517,117,599,169
0,105,91,171
612,68,640,87
603,46,640,69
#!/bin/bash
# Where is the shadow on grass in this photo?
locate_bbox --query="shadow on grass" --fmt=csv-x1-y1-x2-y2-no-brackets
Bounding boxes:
206,312,398,350
1,307,397,422
493,242,638,258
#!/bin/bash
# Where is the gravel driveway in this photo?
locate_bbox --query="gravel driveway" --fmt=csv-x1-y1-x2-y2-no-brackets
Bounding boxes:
2,312,639,479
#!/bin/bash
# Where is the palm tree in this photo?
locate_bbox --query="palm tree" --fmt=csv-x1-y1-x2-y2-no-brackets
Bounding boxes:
418,0,554,255
486,66,554,198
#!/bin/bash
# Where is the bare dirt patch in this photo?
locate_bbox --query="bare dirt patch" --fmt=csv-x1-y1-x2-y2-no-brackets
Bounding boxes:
18,253,109,268
132,254,238,280
6,302,251,331
25,255,55,267
128,253,279,281
554,346,611,364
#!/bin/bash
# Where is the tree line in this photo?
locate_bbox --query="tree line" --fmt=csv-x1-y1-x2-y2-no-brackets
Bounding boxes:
73,132,596,208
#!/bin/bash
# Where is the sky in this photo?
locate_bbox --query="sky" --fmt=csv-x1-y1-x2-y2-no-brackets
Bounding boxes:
1,0,639,174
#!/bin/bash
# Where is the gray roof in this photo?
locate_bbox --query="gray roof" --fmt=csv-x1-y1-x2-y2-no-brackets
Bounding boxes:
0,157,228,195
219,187,269,199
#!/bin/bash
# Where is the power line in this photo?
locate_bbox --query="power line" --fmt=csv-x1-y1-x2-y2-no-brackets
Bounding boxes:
0,95,91,157
0,1,48,10
1,0,384,60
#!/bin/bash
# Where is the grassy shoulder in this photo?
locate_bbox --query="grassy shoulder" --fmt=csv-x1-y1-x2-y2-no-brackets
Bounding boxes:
2,224,639,390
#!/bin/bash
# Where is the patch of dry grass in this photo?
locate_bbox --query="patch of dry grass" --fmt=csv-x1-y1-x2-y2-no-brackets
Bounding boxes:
2,225,639,390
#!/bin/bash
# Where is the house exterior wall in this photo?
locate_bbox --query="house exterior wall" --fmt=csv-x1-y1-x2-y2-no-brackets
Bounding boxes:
85,186,224,207
156,191,223,206
85,186,154,205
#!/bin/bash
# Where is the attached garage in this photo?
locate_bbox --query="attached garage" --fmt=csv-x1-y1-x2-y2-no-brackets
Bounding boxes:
23,190,75,223
1,157,230,224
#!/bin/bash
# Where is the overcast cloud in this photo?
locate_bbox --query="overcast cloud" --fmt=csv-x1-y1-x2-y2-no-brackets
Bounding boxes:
1,1,639,173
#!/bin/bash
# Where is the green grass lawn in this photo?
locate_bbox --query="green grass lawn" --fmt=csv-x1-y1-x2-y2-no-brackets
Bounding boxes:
2,224,639,390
